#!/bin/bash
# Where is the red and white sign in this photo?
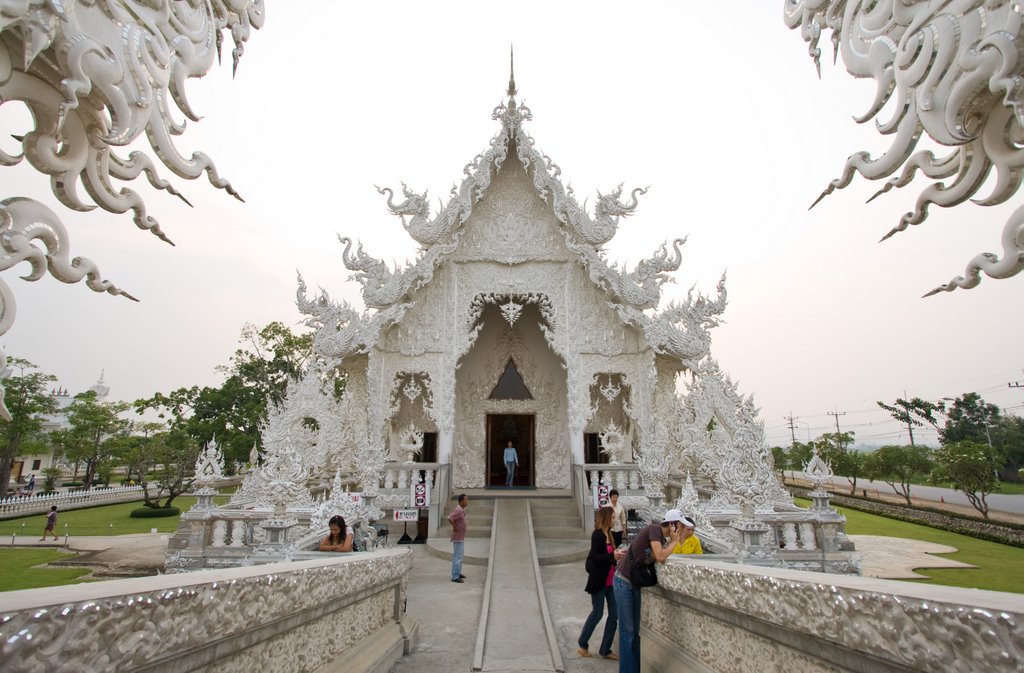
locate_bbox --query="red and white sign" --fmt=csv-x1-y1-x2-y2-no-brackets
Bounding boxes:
411,481,430,509
592,482,610,509
393,509,419,522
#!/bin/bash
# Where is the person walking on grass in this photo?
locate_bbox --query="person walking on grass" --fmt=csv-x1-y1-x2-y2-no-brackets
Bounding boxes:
448,494,468,583
40,506,58,541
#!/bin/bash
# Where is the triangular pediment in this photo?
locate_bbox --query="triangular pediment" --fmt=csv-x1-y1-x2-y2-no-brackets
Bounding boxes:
489,358,532,400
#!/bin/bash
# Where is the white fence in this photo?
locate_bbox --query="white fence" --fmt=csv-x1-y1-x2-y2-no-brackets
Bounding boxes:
0,485,144,518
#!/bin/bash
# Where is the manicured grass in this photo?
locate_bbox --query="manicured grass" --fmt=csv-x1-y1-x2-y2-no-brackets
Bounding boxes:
912,479,1024,495
0,495,229,538
0,548,94,591
795,498,1024,593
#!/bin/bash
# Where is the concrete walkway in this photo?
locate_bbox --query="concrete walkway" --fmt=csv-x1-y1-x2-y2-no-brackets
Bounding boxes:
478,500,558,672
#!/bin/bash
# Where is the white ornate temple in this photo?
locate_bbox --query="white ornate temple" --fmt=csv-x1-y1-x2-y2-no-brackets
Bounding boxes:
168,69,851,571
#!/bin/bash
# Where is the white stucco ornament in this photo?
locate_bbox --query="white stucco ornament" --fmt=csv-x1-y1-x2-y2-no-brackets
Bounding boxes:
784,0,1024,294
194,437,226,489
803,446,834,494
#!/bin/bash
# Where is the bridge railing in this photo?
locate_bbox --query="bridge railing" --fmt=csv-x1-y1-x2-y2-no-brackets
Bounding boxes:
0,548,417,673
644,557,1023,673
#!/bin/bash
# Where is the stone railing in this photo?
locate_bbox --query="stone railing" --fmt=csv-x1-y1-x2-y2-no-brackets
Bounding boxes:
642,557,1023,673
0,485,144,519
0,549,417,673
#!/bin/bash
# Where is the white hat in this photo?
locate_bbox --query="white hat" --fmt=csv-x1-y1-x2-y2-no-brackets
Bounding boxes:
680,516,696,528
662,509,684,524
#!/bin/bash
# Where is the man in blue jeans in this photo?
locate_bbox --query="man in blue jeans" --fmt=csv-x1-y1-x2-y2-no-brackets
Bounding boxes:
503,441,519,487
447,494,469,583
612,509,683,673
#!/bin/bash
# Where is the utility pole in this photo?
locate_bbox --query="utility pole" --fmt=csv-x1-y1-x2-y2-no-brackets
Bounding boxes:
784,413,798,448
827,408,846,435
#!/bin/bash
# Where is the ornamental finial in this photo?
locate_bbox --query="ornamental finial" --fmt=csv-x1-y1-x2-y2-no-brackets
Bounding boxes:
507,45,517,99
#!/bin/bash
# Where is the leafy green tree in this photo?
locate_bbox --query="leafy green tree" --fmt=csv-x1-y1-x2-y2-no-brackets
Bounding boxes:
64,391,130,490
939,393,1001,446
863,444,934,505
814,431,863,494
931,440,1002,519
40,466,62,493
0,358,58,499
136,321,313,466
770,445,788,477
788,441,814,478
991,415,1024,482
876,397,942,446
139,430,200,509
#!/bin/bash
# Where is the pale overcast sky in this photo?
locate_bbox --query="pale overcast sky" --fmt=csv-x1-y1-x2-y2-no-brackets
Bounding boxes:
1,2,1021,448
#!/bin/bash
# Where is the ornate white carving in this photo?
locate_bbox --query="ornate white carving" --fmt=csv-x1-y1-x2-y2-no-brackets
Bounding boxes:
397,423,424,463
784,1,1024,294
803,446,834,494
598,421,625,465
653,560,1024,673
499,298,524,326
599,375,621,402
194,437,226,489
0,550,413,673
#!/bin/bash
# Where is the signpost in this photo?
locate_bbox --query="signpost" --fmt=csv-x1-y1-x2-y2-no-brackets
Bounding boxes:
592,481,610,509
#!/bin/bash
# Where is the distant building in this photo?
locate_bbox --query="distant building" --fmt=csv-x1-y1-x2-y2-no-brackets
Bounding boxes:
8,373,109,488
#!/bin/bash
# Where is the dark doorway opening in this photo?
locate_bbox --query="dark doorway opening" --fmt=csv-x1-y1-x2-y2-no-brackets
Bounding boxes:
486,413,534,487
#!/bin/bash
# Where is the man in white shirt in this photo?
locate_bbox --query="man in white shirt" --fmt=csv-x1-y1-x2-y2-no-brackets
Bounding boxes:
503,441,519,487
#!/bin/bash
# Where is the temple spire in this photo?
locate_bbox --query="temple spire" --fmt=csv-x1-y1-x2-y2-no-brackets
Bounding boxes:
506,45,517,99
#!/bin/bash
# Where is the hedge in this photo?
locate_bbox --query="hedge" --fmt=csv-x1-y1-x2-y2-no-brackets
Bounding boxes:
129,506,181,519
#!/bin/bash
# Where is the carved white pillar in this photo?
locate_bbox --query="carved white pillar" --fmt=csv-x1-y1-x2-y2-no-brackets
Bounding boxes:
570,431,584,465
230,521,245,547
800,523,817,550
438,429,454,465
211,520,227,547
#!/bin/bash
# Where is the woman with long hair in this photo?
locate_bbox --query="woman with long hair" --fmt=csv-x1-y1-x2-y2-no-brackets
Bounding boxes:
319,514,353,552
577,506,625,660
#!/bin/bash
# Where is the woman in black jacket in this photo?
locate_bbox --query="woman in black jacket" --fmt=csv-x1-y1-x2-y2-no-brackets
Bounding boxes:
577,506,625,660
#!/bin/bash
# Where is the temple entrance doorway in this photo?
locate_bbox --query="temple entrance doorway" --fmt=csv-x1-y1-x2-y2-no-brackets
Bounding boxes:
486,413,534,487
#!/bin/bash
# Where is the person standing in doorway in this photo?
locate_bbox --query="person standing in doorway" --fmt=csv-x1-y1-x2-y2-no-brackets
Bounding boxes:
503,441,519,488
448,494,468,583
609,489,626,547
40,506,58,541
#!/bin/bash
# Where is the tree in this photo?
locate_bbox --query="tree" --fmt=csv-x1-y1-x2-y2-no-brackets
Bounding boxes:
863,444,934,505
991,415,1024,482
788,441,814,478
0,358,57,499
939,393,1001,446
139,430,200,509
814,431,863,495
770,445,788,477
136,321,313,466
931,440,1002,519
64,391,130,490
876,397,942,446
834,450,866,495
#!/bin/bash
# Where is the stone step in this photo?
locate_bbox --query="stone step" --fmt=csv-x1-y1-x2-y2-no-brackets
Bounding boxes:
532,526,589,539
531,514,582,528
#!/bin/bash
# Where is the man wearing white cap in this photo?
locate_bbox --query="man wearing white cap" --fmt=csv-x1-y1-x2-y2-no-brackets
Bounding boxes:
612,509,684,673
671,515,703,555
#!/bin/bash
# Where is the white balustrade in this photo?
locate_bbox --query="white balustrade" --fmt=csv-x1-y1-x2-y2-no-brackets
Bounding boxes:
0,485,145,519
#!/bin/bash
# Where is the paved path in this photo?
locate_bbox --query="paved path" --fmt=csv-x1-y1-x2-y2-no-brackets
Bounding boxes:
791,472,1024,518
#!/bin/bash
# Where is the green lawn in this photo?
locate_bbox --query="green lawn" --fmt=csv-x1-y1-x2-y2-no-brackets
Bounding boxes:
795,498,1024,593
908,479,1024,495
0,548,94,591
0,495,229,538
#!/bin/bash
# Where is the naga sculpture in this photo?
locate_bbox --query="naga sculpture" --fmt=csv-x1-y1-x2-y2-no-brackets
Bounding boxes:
612,273,727,368
784,0,1024,295
568,236,686,310
0,0,264,417
376,183,468,246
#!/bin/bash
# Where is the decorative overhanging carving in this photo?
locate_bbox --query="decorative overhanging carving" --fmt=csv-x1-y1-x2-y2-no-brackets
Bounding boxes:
0,1,264,418
784,1,1024,295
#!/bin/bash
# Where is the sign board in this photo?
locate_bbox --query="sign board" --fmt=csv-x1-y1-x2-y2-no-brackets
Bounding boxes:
393,509,419,522
592,482,610,509
345,492,362,505
411,480,430,509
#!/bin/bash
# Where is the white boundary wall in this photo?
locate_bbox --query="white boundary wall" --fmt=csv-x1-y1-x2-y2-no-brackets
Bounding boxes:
0,548,416,673
0,485,144,518
641,558,1023,673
